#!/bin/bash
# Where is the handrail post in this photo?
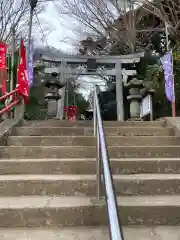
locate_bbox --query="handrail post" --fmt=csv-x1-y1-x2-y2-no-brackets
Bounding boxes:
96,125,102,200
94,85,101,199
93,84,96,136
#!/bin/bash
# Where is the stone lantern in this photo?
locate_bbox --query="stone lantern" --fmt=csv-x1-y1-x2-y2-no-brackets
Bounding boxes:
125,77,144,120
44,72,65,118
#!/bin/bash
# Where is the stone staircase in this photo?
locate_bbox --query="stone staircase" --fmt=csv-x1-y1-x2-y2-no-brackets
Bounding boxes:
1,119,180,239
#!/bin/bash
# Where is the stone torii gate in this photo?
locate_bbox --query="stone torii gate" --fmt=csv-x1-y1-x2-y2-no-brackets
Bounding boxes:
41,52,144,121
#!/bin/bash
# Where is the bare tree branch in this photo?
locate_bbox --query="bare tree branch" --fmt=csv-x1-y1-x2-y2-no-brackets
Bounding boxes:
54,0,166,55
54,0,152,54
0,0,48,44
135,0,180,40
54,0,120,39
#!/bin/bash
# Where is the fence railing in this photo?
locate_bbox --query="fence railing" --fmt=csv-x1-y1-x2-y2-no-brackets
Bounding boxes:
93,84,124,240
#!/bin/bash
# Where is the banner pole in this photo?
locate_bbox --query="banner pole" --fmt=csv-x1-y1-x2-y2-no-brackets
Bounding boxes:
165,22,176,117
171,50,176,117
173,101,176,117
10,27,15,92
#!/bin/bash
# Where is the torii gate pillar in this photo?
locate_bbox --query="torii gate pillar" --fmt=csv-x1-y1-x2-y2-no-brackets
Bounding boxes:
115,61,124,121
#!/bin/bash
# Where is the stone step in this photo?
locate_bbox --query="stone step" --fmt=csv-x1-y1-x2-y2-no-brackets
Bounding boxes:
22,120,167,127
7,136,180,146
1,226,180,240
1,146,180,158
0,174,180,196
0,158,180,175
11,127,175,137
0,195,179,226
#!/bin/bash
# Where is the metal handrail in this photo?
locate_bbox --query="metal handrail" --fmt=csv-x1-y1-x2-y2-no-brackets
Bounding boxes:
0,88,21,116
93,84,124,240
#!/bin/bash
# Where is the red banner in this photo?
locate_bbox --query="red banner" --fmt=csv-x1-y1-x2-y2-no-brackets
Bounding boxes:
0,42,7,94
17,39,29,104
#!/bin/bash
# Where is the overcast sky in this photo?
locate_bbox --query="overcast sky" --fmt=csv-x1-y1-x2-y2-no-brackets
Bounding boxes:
40,1,78,52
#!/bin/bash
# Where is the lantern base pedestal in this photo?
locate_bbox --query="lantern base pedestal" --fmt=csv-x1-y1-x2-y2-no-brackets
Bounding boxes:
47,100,57,118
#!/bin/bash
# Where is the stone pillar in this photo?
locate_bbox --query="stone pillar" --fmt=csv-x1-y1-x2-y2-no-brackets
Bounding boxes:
115,61,124,121
56,87,65,119
125,78,144,120
56,61,66,119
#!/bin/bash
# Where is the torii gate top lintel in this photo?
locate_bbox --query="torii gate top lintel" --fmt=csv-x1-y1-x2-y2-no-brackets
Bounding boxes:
41,52,144,64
